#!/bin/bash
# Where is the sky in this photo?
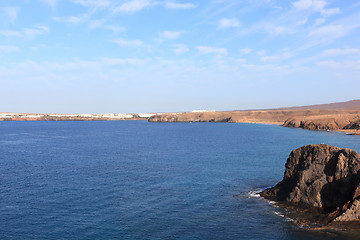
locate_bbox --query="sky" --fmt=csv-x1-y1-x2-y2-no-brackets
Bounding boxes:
0,0,360,113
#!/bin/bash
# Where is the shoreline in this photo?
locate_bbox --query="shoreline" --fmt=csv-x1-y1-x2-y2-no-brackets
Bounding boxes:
148,109,360,135
1,116,359,135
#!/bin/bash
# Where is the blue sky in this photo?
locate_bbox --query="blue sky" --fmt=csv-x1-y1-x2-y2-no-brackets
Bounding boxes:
1,0,359,113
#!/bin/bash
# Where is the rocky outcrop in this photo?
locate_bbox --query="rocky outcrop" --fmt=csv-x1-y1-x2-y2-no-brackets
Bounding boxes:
283,116,360,131
344,120,360,130
260,144,360,223
282,118,348,130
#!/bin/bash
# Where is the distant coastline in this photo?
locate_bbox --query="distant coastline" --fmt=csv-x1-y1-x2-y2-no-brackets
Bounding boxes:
2,100,360,135
0,112,156,121
148,100,360,135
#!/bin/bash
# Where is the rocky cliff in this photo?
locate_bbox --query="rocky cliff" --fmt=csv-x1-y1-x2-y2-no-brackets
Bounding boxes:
260,144,360,224
149,110,360,134
282,115,360,132
148,110,344,125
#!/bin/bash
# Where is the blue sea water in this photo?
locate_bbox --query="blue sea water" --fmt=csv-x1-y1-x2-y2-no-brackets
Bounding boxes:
1,121,360,240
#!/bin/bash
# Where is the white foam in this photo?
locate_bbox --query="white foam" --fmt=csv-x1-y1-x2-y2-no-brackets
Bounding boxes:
248,190,261,198
273,211,295,222
273,211,285,217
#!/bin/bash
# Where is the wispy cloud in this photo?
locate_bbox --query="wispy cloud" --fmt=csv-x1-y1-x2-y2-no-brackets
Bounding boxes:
54,14,89,24
308,24,347,39
113,0,196,14
100,57,149,66
219,18,240,28
42,0,57,8
0,26,49,39
173,44,189,54
112,38,144,47
113,0,151,14
292,0,340,16
0,30,21,37
163,1,197,9
104,25,125,33
0,45,20,53
0,7,20,23
322,48,360,57
89,19,106,29
73,0,111,10
196,46,227,56
316,60,360,71
156,31,182,43
24,26,49,38
239,48,252,54
259,49,293,62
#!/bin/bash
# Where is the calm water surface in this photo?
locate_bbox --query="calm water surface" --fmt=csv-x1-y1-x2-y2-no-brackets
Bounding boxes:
1,121,360,239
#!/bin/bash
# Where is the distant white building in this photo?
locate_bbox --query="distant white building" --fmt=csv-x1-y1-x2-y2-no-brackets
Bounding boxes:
137,113,156,118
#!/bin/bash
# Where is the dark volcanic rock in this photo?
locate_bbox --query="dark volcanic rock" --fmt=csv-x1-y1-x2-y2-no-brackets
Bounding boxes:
283,118,347,130
260,144,360,223
283,117,360,132
344,119,360,130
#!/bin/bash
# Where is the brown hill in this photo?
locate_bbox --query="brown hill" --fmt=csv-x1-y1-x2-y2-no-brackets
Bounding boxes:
277,99,360,110
148,100,360,134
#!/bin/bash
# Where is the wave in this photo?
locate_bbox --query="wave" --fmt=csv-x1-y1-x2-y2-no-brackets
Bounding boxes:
273,211,294,222
242,189,296,223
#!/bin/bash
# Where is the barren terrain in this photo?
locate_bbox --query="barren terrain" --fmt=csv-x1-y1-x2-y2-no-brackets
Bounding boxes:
149,100,360,134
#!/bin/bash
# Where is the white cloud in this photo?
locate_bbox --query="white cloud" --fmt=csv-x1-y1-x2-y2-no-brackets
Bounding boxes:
156,31,182,43
308,24,346,38
239,48,252,54
100,57,149,66
219,18,240,28
321,8,340,16
0,7,19,23
173,44,189,54
43,0,57,8
24,26,49,38
196,46,227,55
89,19,106,29
260,51,292,62
0,45,20,53
0,26,48,39
292,0,340,16
113,0,151,14
293,0,325,11
314,18,325,26
322,48,360,56
112,38,144,47
73,0,111,9
112,0,196,14
316,60,360,70
0,30,21,37
163,1,197,9
54,14,89,24
104,25,125,33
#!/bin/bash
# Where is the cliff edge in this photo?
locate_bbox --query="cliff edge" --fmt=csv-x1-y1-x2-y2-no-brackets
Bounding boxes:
260,144,360,226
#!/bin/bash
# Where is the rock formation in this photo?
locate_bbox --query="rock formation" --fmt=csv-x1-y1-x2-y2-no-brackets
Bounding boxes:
282,116,360,132
149,110,360,134
344,120,360,130
260,144,360,223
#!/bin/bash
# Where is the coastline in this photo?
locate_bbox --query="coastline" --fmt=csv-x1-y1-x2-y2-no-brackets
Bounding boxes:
2,111,359,135
148,109,360,135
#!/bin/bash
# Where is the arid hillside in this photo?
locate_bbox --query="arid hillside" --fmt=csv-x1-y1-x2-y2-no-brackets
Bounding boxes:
149,100,360,134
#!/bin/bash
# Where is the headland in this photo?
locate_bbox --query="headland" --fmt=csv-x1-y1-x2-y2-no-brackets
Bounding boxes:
148,100,360,135
2,100,360,135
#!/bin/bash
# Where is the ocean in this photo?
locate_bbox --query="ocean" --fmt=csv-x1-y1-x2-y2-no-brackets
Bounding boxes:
1,121,360,240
